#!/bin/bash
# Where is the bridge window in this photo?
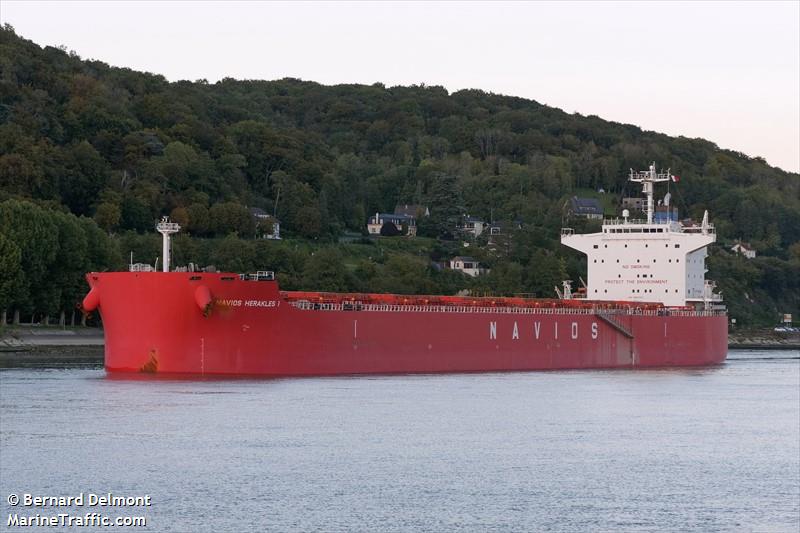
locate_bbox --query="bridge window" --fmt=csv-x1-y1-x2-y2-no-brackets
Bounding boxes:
675,244,681,248
593,245,598,249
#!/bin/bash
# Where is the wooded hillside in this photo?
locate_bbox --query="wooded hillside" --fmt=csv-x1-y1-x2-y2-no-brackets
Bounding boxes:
1,25,798,326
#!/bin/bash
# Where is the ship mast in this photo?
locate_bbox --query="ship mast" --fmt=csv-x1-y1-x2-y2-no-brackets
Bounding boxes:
156,216,181,272
628,162,673,224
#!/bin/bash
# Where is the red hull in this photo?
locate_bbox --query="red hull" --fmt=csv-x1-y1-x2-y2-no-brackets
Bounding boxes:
84,272,728,376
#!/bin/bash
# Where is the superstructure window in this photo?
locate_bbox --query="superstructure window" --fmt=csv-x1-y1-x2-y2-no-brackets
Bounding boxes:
593,245,598,249
675,244,680,248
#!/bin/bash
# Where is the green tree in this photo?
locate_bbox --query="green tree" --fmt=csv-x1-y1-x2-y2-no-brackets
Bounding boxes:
94,202,121,232
209,202,255,236
0,200,60,317
423,172,464,238
301,248,351,292
0,232,24,320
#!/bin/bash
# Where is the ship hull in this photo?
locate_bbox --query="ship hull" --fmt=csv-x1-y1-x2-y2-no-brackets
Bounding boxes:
85,273,728,376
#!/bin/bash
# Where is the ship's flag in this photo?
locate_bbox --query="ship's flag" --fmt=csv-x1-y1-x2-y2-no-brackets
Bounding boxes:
671,175,680,182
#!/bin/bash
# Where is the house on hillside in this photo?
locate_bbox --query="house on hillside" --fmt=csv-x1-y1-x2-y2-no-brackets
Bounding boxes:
486,220,523,250
449,256,487,277
367,212,417,236
458,215,486,238
567,197,604,220
249,207,281,239
731,241,756,259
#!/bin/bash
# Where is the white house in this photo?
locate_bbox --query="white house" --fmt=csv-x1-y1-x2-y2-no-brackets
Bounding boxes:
367,212,417,236
731,242,756,259
249,207,281,239
459,216,486,238
449,256,487,277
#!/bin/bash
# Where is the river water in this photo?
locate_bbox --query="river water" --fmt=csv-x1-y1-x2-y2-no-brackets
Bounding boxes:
1,350,798,532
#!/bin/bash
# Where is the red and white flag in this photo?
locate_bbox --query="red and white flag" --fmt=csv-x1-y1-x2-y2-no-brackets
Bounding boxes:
671,175,680,182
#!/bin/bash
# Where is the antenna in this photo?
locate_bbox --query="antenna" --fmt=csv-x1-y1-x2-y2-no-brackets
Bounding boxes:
628,162,671,224
156,216,181,272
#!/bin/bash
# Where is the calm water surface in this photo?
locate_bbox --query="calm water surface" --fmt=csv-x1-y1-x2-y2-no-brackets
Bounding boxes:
1,350,798,532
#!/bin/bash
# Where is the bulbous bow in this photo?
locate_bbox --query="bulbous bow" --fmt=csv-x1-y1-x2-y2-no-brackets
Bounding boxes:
82,287,100,312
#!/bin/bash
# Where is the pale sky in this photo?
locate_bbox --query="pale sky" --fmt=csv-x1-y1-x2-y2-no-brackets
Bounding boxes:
2,1,798,173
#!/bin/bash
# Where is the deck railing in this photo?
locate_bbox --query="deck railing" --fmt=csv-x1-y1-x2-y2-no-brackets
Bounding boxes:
287,300,724,317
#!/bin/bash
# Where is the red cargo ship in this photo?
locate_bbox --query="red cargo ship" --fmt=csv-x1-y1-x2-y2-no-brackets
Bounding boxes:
83,164,727,375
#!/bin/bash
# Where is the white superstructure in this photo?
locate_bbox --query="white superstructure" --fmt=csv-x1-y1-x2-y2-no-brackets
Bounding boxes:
561,163,723,308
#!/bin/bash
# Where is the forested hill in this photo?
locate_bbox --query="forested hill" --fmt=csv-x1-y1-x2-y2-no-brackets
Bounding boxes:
1,25,798,326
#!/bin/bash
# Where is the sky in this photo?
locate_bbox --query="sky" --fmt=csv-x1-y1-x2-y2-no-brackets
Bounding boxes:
2,1,798,173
